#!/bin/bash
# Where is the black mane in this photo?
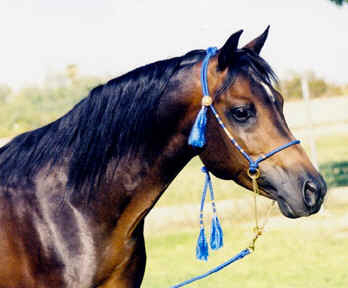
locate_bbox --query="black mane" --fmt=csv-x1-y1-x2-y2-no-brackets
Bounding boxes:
0,50,205,197
0,47,276,199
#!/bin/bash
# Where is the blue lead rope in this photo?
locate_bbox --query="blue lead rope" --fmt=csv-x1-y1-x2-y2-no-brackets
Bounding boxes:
171,249,251,288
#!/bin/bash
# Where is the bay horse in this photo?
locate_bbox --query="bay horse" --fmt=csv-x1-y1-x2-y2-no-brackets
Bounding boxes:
0,27,326,287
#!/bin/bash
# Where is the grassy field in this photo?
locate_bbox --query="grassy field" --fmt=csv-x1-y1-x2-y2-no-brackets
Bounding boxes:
142,131,348,287
143,210,348,288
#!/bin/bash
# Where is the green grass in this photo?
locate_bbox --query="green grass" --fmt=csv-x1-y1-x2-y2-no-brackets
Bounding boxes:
142,211,348,288
315,133,348,163
305,133,348,189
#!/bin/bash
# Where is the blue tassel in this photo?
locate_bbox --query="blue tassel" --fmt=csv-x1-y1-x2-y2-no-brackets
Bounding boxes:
210,215,224,250
196,227,209,261
188,106,208,148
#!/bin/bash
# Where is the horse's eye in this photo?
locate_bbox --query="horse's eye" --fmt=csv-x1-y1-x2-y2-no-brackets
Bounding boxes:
231,106,252,122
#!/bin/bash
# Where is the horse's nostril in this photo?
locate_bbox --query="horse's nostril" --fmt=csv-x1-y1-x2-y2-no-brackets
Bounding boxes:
303,180,320,208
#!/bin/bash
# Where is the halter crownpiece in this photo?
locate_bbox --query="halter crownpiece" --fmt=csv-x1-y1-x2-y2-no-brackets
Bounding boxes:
188,47,300,261
187,47,217,148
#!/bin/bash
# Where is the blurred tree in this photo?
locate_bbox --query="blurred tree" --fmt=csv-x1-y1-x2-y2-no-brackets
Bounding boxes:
0,84,12,103
17,86,45,105
0,71,104,137
307,72,328,98
307,72,344,98
329,0,348,5
280,74,302,100
280,72,344,100
66,64,78,85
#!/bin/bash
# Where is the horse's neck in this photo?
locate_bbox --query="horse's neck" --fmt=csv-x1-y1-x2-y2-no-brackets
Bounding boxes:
89,71,199,236
108,135,194,234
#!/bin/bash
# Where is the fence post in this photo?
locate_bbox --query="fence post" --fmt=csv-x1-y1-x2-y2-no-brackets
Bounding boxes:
301,77,318,170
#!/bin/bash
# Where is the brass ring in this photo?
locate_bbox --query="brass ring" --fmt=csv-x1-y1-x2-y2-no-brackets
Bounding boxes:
247,168,260,179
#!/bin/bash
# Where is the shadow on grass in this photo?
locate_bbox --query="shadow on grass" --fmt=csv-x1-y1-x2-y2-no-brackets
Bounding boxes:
320,161,348,188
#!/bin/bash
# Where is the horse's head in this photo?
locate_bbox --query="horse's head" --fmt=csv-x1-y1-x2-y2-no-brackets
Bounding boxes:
193,28,326,218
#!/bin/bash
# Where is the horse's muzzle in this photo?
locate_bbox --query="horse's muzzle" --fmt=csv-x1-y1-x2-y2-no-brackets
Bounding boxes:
302,175,327,214
278,173,327,218
259,169,327,219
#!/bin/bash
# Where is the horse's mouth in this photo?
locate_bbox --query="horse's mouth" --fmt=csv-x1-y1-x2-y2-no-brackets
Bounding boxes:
276,196,300,218
258,179,302,219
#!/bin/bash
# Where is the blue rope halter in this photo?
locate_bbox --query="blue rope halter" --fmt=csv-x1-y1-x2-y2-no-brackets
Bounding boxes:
188,46,300,174
171,47,300,287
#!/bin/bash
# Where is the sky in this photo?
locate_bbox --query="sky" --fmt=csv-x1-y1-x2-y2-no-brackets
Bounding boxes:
0,0,347,89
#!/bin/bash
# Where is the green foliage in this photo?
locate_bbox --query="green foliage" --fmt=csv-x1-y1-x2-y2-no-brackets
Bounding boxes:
329,0,348,5
280,72,344,101
315,134,348,189
0,66,103,137
0,84,12,103
279,74,302,100
320,161,348,187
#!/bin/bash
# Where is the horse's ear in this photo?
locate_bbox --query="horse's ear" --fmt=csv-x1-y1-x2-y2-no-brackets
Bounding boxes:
217,30,243,71
243,26,270,55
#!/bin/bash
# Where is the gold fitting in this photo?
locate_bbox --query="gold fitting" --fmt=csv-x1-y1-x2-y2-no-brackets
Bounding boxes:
247,168,260,180
253,226,263,235
201,96,213,106
248,237,257,251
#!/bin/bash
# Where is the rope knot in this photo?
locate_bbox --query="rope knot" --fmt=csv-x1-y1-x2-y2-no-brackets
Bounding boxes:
201,166,208,173
206,47,218,56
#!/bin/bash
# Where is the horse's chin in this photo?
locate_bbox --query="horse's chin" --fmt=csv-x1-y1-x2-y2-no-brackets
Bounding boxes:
259,185,308,219
258,177,315,219
276,197,302,219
